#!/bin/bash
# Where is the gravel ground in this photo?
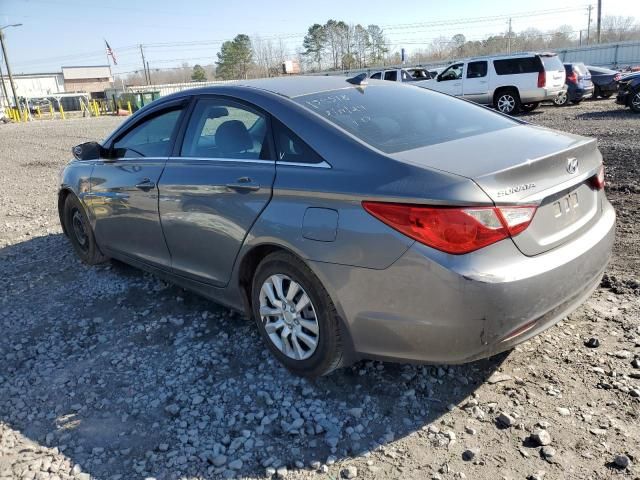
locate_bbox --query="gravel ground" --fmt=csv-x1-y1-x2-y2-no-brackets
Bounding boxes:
0,100,639,480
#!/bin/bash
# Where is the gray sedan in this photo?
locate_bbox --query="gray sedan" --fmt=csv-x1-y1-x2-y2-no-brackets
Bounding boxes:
59,76,615,376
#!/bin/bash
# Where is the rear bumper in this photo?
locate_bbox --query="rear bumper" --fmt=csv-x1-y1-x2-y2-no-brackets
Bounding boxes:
311,198,615,365
571,86,594,101
616,90,631,105
522,86,566,103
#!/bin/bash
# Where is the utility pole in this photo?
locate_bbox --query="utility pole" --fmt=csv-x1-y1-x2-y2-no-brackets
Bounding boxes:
139,44,149,85
596,0,602,43
0,26,21,110
507,18,512,54
0,61,10,110
146,61,152,85
587,4,593,44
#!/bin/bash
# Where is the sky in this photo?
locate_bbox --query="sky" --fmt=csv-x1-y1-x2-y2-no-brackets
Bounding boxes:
0,0,637,75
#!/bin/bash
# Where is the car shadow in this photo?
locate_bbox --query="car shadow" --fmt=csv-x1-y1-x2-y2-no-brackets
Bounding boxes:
0,234,507,479
576,108,635,120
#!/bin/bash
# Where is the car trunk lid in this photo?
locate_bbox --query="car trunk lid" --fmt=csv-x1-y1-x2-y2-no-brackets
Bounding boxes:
391,124,603,256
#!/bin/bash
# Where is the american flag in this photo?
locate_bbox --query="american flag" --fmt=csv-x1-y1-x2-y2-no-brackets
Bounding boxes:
105,40,117,65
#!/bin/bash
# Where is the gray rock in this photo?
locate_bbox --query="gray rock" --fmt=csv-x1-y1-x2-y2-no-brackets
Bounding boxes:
614,454,630,469
497,412,515,427
228,459,242,470
531,429,552,446
342,465,358,479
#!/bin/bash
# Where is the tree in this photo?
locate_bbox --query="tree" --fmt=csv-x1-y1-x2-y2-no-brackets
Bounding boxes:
303,24,327,71
367,24,388,66
216,34,254,80
191,64,206,82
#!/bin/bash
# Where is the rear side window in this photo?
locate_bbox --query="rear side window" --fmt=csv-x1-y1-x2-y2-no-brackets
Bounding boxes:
493,57,540,75
112,108,183,158
273,120,324,164
467,61,488,78
180,98,271,160
384,71,397,81
370,72,381,80
296,85,517,154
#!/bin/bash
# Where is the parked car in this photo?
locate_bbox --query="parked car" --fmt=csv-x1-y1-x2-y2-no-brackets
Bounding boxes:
553,63,594,106
616,71,640,113
415,52,566,115
368,68,415,82
587,65,620,98
406,67,433,80
28,98,52,114
60,76,614,377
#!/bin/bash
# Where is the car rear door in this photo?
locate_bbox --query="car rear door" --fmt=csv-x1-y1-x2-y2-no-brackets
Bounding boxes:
462,61,490,103
158,96,276,287
86,100,187,267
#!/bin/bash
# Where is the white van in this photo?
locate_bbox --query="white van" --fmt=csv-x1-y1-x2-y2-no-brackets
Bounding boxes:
415,52,566,114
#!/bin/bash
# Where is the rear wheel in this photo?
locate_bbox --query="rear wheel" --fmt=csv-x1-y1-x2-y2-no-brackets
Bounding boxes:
520,102,540,112
251,251,344,377
494,89,521,115
631,91,640,113
553,91,569,107
63,194,108,265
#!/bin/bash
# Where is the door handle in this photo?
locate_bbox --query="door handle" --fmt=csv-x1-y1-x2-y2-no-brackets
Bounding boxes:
135,178,156,191
226,177,260,192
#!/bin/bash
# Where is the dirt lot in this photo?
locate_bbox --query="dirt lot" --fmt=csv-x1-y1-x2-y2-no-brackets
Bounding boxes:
0,99,639,480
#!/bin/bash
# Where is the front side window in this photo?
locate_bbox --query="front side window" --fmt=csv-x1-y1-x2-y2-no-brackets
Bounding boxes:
112,108,183,158
467,61,488,78
296,85,517,154
181,98,271,160
439,63,463,81
384,71,398,81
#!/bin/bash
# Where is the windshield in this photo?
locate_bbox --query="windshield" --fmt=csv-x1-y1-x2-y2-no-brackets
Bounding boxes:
294,85,517,154
540,54,563,72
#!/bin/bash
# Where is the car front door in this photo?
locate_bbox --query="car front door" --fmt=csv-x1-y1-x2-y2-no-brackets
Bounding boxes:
158,96,276,287
433,63,464,96
462,61,490,103
86,101,187,267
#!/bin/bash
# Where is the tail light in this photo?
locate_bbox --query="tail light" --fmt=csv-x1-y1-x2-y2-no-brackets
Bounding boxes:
566,71,578,84
362,202,537,255
537,70,546,88
589,164,605,190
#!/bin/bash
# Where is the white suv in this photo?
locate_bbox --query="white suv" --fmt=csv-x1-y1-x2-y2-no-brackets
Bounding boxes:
415,52,566,115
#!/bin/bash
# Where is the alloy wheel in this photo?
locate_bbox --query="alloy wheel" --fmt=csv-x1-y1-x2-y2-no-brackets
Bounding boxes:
497,94,515,113
259,274,319,360
632,92,640,110
554,92,568,106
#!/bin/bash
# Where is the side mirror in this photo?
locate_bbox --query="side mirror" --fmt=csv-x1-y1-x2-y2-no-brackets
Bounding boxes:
72,141,106,161
436,75,442,82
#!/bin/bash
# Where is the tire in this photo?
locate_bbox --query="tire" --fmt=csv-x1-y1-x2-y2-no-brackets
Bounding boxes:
600,92,613,99
251,251,344,377
630,91,640,114
493,89,521,115
553,91,569,107
63,194,109,265
520,102,540,112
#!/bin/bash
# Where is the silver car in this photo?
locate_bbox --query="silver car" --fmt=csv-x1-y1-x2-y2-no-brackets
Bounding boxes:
59,76,615,377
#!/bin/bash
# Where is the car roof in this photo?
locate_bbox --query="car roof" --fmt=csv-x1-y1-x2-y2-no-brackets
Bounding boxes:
233,75,362,99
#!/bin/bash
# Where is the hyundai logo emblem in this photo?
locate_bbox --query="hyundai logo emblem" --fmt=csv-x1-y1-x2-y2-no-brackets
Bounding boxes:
566,157,578,174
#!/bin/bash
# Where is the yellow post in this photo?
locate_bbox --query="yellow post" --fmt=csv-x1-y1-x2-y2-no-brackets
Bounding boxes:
13,108,20,122
36,106,41,119
93,100,99,116
59,103,65,120
7,108,14,121
22,108,29,122
49,103,54,119
117,99,122,110
127,101,132,115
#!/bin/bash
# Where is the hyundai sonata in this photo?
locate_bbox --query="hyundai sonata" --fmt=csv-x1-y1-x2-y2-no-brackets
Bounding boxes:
59,76,615,376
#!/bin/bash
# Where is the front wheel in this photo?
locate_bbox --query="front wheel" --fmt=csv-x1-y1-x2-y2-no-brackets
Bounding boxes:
553,91,569,107
251,252,344,377
520,102,540,112
494,90,521,115
63,194,109,265
630,91,640,113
